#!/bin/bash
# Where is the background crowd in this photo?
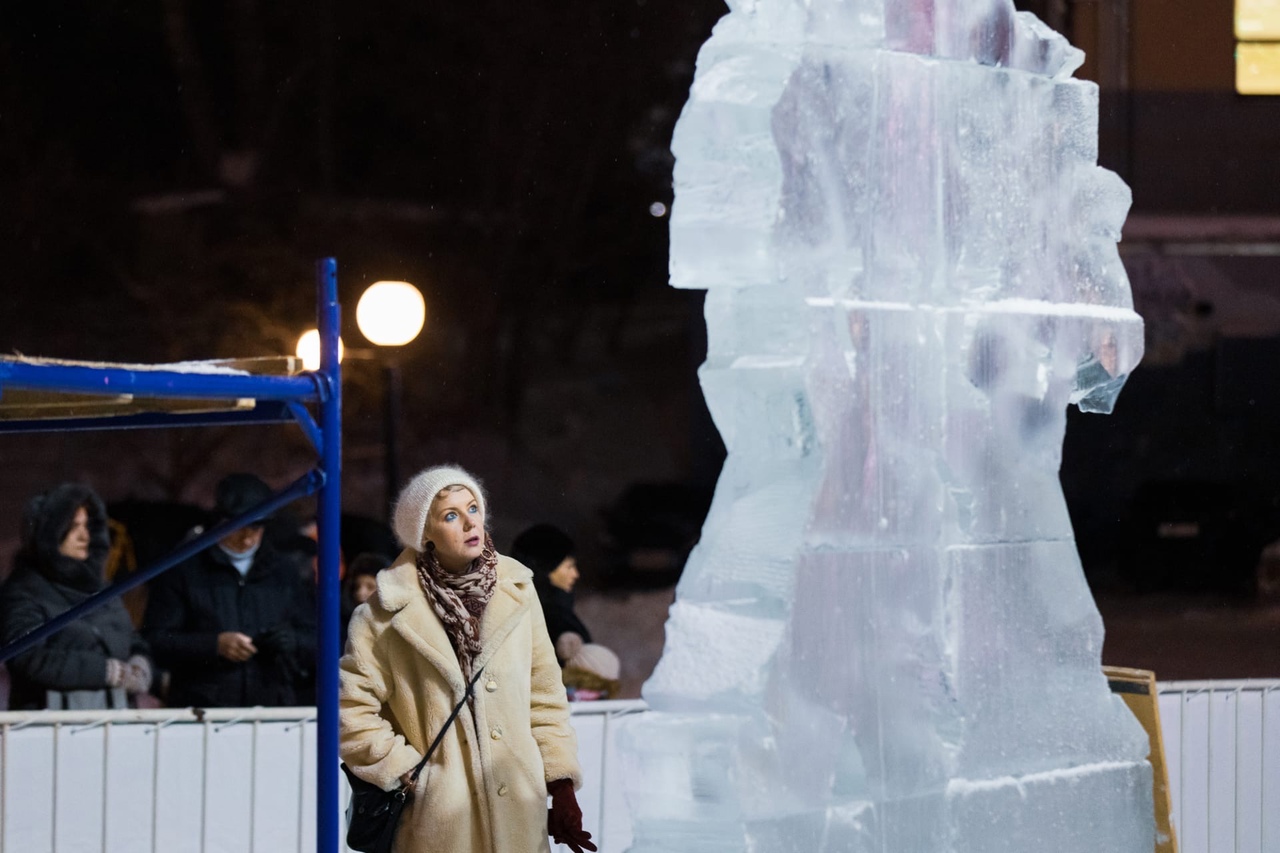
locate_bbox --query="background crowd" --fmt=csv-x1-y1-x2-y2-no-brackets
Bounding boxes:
0,473,618,711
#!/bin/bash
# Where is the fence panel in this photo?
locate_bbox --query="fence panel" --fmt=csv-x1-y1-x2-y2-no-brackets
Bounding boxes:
153,721,206,853
1160,689,1183,840
4,686,1277,852
2,724,55,853
1172,688,1212,852
104,722,156,852
204,720,254,853
1206,690,1237,852
253,720,307,853
54,722,106,852
1158,680,1280,853
1265,691,1280,852
300,720,319,853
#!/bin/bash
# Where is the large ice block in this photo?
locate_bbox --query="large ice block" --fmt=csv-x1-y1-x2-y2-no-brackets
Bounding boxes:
619,1,1154,850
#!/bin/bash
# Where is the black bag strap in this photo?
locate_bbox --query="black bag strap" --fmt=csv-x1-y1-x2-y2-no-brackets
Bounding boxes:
407,667,484,784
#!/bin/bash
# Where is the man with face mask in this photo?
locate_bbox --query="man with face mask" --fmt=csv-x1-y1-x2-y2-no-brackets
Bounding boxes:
143,473,316,708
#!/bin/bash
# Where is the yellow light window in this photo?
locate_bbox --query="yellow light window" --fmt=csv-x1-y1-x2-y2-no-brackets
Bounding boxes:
1236,42,1280,94
1237,0,1280,40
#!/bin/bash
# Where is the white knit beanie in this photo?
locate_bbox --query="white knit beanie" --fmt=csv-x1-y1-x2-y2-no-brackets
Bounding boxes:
393,465,488,551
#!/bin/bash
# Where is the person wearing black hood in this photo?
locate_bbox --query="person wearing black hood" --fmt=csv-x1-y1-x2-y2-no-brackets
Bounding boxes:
510,524,621,699
143,473,316,708
0,483,152,710
510,524,592,660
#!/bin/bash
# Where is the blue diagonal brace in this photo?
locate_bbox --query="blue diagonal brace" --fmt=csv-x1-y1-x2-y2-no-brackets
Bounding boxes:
0,469,326,664
286,401,323,453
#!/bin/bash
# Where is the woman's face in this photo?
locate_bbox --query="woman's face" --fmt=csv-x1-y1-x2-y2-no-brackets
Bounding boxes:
58,506,91,561
424,487,485,573
353,574,378,605
548,556,579,592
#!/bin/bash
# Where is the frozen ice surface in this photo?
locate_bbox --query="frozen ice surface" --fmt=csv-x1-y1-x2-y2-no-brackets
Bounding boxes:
619,0,1153,851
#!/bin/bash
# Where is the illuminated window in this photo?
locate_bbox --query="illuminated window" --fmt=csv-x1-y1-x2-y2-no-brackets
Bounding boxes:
1237,0,1280,39
1237,0,1280,93
1237,43,1280,93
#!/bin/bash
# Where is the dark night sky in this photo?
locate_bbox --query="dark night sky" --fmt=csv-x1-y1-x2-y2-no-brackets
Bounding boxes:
2,2,1279,599
0,1,732,559
1,1,723,363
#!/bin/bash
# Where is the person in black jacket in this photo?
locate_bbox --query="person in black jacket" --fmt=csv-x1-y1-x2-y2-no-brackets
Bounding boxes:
510,524,591,659
0,483,152,710
143,473,316,708
510,524,621,699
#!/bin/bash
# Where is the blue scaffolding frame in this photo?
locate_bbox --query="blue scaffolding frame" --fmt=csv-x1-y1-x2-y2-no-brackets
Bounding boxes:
0,258,344,853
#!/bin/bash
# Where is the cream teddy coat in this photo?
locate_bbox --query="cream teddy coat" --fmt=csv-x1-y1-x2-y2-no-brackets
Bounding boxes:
339,550,582,853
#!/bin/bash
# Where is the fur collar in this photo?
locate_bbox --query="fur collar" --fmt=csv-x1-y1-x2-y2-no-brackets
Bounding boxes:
375,549,535,696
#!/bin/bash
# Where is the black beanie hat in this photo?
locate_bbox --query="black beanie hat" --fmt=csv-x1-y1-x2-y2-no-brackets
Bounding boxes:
349,552,391,578
214,473,274,523
509,523,575,575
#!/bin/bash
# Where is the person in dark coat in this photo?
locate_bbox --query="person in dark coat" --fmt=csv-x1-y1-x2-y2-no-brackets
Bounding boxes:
143,473,316,708
509,524,621,699
510,524,591,659
0,483,152,710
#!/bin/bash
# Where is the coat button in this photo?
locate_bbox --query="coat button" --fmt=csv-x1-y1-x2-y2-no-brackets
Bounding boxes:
490,727,502,740
498,785,508,796
486,680,497,692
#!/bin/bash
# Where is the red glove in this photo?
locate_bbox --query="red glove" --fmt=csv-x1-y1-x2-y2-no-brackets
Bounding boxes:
547,778,597,853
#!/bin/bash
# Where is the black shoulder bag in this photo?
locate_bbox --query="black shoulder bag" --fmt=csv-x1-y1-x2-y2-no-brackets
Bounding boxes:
342,668,483,853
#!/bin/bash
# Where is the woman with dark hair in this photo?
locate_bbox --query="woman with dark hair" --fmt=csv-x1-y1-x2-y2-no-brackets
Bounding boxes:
0,483,151,710
339,465,595,853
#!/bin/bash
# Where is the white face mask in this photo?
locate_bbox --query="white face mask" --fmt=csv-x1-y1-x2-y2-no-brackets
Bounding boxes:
217,540,261,576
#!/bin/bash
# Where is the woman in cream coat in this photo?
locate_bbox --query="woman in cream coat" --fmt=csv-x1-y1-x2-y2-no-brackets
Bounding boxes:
339,466,594,853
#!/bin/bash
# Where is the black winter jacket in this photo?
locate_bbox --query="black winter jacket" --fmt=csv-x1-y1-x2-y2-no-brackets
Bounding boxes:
0,484,149,710
532,576,592,660
143,542,316,708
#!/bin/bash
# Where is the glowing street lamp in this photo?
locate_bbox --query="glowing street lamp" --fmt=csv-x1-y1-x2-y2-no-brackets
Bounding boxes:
356,281,426,346
295,328,344,372
356,281,426,515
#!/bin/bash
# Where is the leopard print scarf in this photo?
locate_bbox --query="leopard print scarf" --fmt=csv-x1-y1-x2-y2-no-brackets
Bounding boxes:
415,533,499,683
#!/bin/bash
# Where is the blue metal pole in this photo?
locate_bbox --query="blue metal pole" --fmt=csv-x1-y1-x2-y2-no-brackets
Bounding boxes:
0,470,326,664
0,361,323,401
315,257,343,853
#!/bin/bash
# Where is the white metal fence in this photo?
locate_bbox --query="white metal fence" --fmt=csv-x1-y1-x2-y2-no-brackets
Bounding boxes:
0,707,322,853
1,683,1276,852
0,701,646,853
1158,679,1280,853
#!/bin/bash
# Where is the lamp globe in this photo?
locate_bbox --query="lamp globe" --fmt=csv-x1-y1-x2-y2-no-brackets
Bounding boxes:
357,281,426,347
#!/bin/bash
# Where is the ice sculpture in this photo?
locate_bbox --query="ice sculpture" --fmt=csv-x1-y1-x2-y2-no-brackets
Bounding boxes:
619,1,1154,851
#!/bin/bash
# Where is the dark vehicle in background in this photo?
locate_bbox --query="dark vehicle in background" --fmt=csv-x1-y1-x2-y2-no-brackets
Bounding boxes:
598,482,713,588
1119,479,1276,595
